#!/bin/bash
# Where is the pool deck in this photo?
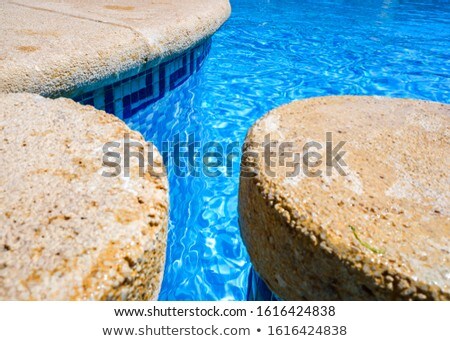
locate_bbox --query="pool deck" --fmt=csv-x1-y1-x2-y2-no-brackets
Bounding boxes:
0,0,231,96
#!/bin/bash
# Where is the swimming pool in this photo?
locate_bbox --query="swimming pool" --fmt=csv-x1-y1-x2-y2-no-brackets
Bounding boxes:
125,0,450,300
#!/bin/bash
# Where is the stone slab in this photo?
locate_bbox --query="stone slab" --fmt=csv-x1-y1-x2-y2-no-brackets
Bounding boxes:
0,0,231,96
0,93,168,300
239,96,450,300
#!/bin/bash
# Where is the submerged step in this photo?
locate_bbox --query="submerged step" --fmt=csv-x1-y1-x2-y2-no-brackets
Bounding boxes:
0,93,168,300
239,96,450,300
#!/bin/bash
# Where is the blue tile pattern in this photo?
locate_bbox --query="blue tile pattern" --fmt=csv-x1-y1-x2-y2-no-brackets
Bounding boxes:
71,39,212,120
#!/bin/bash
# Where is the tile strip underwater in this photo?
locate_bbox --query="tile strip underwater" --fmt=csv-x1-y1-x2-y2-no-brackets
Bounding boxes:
71,39,212,120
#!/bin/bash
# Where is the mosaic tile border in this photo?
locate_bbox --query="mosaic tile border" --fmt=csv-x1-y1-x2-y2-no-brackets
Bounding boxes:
70,39,212,120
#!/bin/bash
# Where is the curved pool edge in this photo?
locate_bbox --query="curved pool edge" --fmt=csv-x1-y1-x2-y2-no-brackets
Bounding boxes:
0,0,231,98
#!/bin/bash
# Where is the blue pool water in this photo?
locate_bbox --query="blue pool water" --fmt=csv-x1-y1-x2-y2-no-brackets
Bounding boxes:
126,0,450,300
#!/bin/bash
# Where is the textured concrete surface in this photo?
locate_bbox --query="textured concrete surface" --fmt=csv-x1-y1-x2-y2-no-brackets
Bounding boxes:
0,0,231,96
0,93,168,300
239,96,450,300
